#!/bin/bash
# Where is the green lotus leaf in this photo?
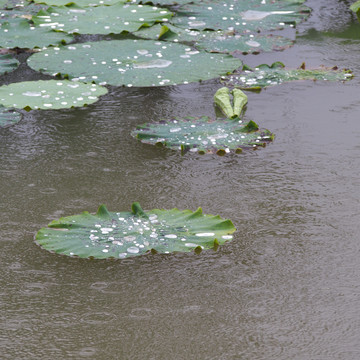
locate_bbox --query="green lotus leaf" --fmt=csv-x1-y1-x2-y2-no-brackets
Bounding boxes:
131,0,194,5
0,80,108,110
0,53,19,74
350,1,360,22
32,0,125,6
0,105,22,127
132,115,274,155
0,18,73,49
172,0,311,33
222,62,354,89
27,40,243,87
32,3,173,35
35,203,236,259
135,24,294,54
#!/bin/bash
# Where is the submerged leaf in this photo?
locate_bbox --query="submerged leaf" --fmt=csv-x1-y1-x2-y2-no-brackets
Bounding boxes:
0,80,108,110
350,1,360,22
0,105,22,127
32,3,172,35
223,62,354,89
27,40,243,87
0,53,19,74
132,115,274,155
35,203,236,259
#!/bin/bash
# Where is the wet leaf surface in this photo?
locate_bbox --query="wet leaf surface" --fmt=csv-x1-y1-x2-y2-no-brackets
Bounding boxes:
0,53,19,74
0,18,73,49
0,79,108,110
222,62,354,89
35,203,236,259
27,39,243,87
0,104,22,127
135,23,294,54
32,3,173,35
132,115,274,155
172,0,311,33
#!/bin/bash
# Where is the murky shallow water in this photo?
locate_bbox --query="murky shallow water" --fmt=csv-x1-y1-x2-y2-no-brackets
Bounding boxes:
1,1,360,359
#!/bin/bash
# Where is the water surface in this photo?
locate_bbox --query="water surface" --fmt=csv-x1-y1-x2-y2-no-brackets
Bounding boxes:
1,1,360,359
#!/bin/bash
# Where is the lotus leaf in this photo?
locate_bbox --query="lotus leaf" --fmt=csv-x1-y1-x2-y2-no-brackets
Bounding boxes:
172,0,311,33
132,116,274,155
222,62,354,89
0,80,108,110
350,1,360,22
32,0,125,6
32,3,172,35
0,53,19,74
0,105,22,127
27,40,243,87
131,0,194,5
135,24,294,54
35,203,236,259
0,18,73,49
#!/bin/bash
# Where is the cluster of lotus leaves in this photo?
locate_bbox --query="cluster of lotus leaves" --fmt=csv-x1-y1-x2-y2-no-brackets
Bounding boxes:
172,0,311,33
27,40,243,87
135,24,294,55
222,62,354,89
0,80,108,110
35,203,236,259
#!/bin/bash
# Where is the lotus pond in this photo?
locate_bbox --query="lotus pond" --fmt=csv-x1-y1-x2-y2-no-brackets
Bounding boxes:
1,0,360,358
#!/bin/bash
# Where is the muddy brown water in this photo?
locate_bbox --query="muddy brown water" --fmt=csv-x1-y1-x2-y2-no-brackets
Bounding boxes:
1,1,360,359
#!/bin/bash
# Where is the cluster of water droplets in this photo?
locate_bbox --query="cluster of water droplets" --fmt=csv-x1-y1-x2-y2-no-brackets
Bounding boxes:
134,117,273,154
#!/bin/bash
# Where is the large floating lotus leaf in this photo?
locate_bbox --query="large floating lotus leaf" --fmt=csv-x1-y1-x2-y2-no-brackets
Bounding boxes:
132,116,274,155
172,0,311,33
32,3,172,35
0,53,19,74
0,80,108,110
35,203,236,259
350,1,360,22
135,23,294,54
32,0,125,6
27,40,243,87
222,62,354,89
0,105,22,127
0,18,73,49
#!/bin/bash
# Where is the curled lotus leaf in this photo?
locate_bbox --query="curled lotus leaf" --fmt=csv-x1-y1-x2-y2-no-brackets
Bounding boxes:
32,3,173,35
132,116,274,155
135,24,294,54
0,80,108,110
350,1,360,22
0,53,19,74
172,0,311,33
0,105,22,127
0,18,73,49
222,62,354,89
35,203,236,259
27,40,243,87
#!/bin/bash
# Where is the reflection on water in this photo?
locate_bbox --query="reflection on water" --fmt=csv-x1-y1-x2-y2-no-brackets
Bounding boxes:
1,0,360,359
